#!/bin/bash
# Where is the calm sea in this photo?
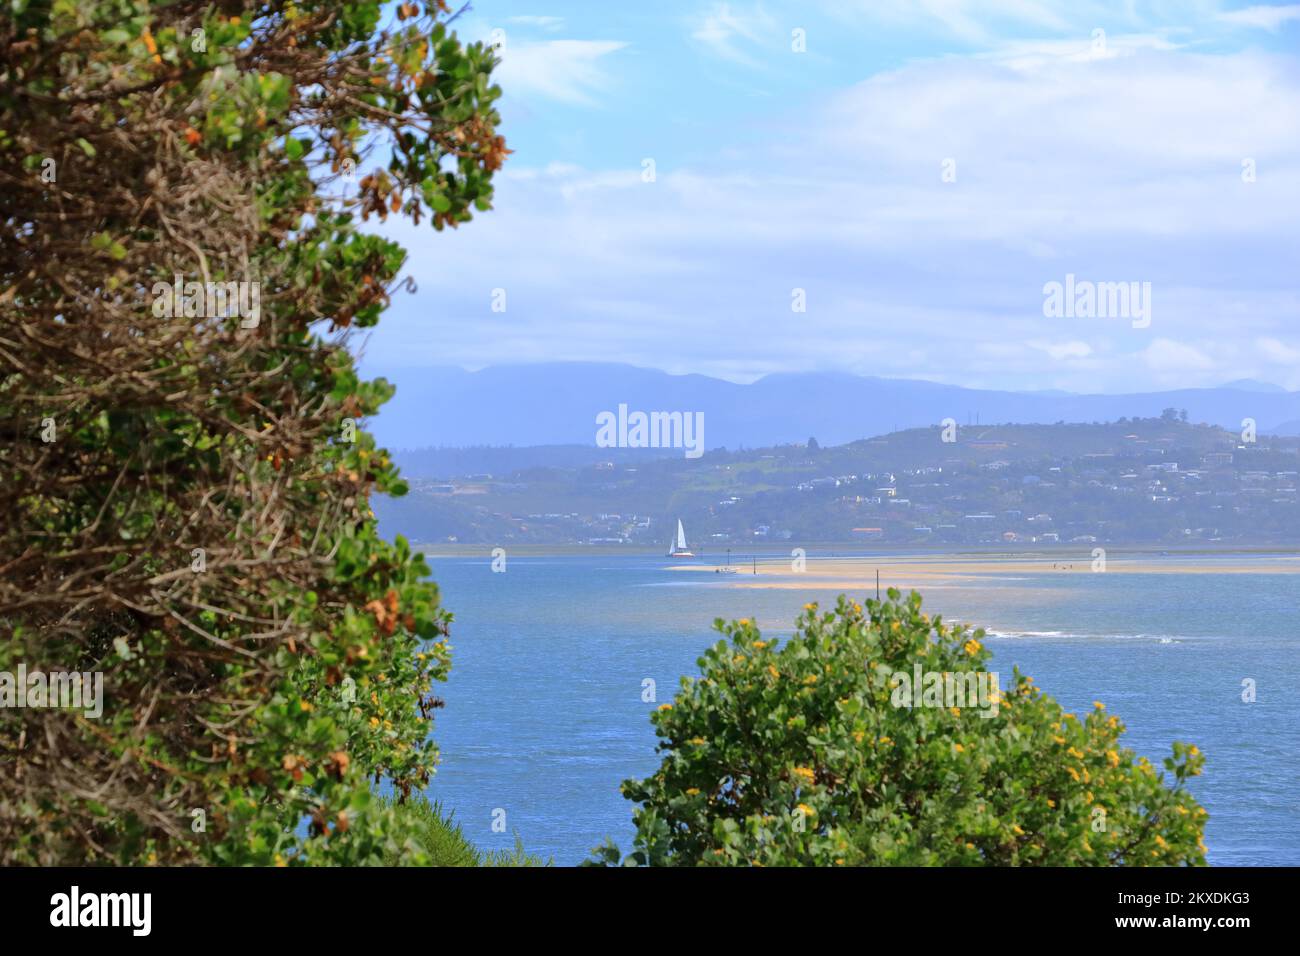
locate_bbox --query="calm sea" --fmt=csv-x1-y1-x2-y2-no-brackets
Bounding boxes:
414,552,1298,866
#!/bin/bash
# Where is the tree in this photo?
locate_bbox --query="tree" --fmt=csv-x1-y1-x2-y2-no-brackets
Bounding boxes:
1161,408,1179,422
807,436,819,451
593,592,1207,866
1,0,505,864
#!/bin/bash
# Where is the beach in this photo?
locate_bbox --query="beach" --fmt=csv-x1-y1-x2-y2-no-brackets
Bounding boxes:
666,551,1300,590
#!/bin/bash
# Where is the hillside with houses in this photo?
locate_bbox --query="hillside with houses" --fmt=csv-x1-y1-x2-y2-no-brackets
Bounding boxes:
375,417,1300,548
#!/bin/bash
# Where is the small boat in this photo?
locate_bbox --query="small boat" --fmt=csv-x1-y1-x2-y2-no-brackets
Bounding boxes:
667,519,695,558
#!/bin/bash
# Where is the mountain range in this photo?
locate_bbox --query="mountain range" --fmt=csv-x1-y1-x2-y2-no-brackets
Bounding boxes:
361,363,1300,451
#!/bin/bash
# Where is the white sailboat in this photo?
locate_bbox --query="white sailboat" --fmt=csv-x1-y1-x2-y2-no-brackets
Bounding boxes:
667,519,695,558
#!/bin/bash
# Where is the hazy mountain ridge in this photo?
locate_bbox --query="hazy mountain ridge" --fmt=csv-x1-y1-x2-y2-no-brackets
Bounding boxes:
363,362,1300,451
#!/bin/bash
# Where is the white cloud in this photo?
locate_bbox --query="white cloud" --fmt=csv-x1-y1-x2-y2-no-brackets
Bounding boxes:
981,32,1182,71
1257,336,1300,363
1031,340,1094,360
1140,339,1216,372
371,42,1300,392
494,39,628,106
1217,4,1300,31
821,0,1098,44
506,15,566,32
691,3,777,65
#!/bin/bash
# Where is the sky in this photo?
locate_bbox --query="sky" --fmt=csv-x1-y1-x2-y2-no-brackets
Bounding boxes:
359,1,1300,393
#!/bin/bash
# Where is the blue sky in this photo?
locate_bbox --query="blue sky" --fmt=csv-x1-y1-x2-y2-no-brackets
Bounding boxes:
361,1,1300,393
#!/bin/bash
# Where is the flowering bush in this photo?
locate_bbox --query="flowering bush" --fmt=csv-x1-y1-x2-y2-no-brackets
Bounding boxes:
596,591,1207,866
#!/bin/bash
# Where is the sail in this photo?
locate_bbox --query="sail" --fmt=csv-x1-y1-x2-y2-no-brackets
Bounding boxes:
676,520,687,550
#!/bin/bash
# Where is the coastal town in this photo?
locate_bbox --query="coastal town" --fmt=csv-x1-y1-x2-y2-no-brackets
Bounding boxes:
379,417,1300,548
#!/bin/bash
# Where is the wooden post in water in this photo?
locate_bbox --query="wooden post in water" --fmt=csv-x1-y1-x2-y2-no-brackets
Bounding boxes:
876,569,880,601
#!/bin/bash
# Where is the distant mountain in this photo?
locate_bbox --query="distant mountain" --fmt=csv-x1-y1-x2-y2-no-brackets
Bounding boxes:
1267,419,1300,436
360,362,1300,451
1220,378,1289,393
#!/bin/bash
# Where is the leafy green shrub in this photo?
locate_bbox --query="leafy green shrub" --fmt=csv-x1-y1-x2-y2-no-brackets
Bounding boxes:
595,591,1207,866
0,1,505,864
378,794,548,867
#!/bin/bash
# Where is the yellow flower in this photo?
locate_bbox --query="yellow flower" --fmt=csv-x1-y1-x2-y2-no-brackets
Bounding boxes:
803,602,816,611
1012,824,1024,835
1093,701,1105,710
689,736,707,746
796,803,816,817
685,788,700,796
753,641,768,649
953,743,965,753
804,674,818,685
964,639,981,656
878,736,892,746
1046,799,1056,808
767,665,780,679
657,703,672,711
1106,750,1120,767
791,766,816,784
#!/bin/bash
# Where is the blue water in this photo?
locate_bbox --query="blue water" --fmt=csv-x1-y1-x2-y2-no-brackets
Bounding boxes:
418,553,1299,866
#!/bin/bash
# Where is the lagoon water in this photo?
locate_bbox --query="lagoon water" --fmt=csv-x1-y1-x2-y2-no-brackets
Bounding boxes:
417,552,1298,866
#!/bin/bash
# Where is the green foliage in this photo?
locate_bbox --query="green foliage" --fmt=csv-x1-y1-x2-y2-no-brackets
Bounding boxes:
594,591,1207,866
377,794,549,867
1,1,505,864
